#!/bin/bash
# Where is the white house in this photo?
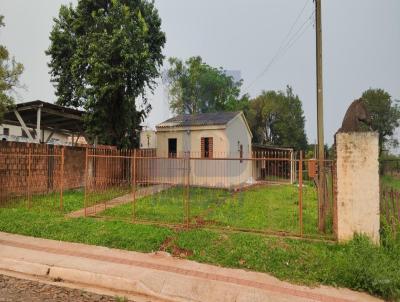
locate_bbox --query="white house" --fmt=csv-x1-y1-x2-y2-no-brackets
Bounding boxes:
145,111,254,188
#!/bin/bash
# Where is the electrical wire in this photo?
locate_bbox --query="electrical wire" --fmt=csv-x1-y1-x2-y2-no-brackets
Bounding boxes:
243,0,315,93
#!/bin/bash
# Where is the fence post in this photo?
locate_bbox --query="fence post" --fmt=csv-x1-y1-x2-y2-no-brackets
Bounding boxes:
185,153,190,228
132,149,137,222
84,147,88,217
60,147,64,211
27,145,32,209
299,151,303,237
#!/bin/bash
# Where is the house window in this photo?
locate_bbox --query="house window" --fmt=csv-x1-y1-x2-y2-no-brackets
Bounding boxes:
201,137,213,158
240,144,243,163
168,138,177,158
3,128,9,136
21,129,28,138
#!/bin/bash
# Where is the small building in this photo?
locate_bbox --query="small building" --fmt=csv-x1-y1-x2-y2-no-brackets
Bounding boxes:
139,128,157,149
155,111,252,158
153,111,253,188
0,100,86,146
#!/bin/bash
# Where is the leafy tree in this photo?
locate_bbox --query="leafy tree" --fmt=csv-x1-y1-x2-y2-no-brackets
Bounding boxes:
247,86,307,150
47,0,165,147
361,88,400,153
0,16,23,123
166,56,242,114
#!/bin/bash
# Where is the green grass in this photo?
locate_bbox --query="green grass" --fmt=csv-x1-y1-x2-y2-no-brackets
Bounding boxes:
0,204,171,253
381,175,400,190
103,184,321,236
0,188,399,300
2,190,84,212
206,185,318,235
102,186,230,224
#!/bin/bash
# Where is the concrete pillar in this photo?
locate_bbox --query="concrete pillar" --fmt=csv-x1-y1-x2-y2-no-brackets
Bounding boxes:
335,132,380,244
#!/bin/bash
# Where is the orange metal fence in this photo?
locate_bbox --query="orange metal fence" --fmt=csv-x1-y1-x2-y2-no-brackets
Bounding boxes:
0,143,336,240
381,188,400,232
82,149,336,239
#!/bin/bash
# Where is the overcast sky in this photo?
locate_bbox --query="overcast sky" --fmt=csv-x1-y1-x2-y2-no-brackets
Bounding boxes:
1,0,399,146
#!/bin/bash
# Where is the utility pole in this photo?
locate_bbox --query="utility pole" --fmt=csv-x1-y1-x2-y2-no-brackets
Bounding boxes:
315,0,326,232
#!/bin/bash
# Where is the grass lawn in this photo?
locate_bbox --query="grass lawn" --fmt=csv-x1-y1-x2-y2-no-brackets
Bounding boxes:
0,189,399,300
381,174,400,190
102,186,230,224
102,184,322,236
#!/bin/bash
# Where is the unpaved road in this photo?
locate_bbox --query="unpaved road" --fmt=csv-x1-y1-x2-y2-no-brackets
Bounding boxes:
0,274,131,302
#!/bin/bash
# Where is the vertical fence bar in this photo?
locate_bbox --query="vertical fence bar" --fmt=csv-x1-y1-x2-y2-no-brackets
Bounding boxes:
185,154,190,228
132,149,137,222
385,190,390,225
60,147,64,211
27,145,32,209
299,151,303,237
84,147,88,217
397,191,400,221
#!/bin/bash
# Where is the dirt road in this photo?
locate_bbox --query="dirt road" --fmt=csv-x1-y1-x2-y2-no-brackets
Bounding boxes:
0,274,131,302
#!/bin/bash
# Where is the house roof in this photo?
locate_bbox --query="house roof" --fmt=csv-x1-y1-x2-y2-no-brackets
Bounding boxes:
157,111,241,128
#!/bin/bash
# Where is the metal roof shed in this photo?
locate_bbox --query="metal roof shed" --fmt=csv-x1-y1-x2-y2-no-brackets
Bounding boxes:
2,100,85,144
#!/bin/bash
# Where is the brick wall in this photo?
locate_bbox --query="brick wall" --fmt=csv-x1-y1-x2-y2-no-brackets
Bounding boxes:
0,142,88,201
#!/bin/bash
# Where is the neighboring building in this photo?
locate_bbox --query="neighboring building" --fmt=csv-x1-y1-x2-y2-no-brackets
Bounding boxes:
139,129,157,149
1,100,86,146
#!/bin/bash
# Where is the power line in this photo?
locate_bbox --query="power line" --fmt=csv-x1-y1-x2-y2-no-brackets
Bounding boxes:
244,9,314,93
275,11,315,61
243,0,314,94
276,0,310,58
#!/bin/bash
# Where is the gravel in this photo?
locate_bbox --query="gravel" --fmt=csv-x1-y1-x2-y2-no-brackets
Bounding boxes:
0,274,132,302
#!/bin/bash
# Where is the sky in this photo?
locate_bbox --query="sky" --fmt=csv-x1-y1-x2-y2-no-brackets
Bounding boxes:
1,0,399,146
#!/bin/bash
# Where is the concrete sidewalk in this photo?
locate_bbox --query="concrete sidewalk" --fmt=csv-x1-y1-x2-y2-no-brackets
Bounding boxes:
0,232,382,302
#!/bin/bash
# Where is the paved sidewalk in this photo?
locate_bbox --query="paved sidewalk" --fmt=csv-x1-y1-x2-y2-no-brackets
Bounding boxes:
0,232,382,302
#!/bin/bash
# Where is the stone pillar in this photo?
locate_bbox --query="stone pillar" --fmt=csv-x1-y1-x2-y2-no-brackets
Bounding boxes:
335,132,380,244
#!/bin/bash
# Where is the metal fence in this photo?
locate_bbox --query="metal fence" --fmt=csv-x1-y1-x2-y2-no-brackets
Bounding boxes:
379,158,400,234
381,188,400,231
83,149,336,239
0,143,336,240
380,158,400,177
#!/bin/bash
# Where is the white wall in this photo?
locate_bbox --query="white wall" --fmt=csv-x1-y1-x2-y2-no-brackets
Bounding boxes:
140,130,157,149
0,123,69,145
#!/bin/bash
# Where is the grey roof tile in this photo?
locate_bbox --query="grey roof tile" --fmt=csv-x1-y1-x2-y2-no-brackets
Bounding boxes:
157,111,240,128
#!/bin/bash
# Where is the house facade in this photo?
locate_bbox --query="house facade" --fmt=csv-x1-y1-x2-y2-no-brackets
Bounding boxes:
153,111,254,188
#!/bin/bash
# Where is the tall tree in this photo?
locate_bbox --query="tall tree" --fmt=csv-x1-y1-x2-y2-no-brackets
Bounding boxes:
47,0,165,147
0,15,24,123
247,86,307,150
362,88,400,153
166,56,242,114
